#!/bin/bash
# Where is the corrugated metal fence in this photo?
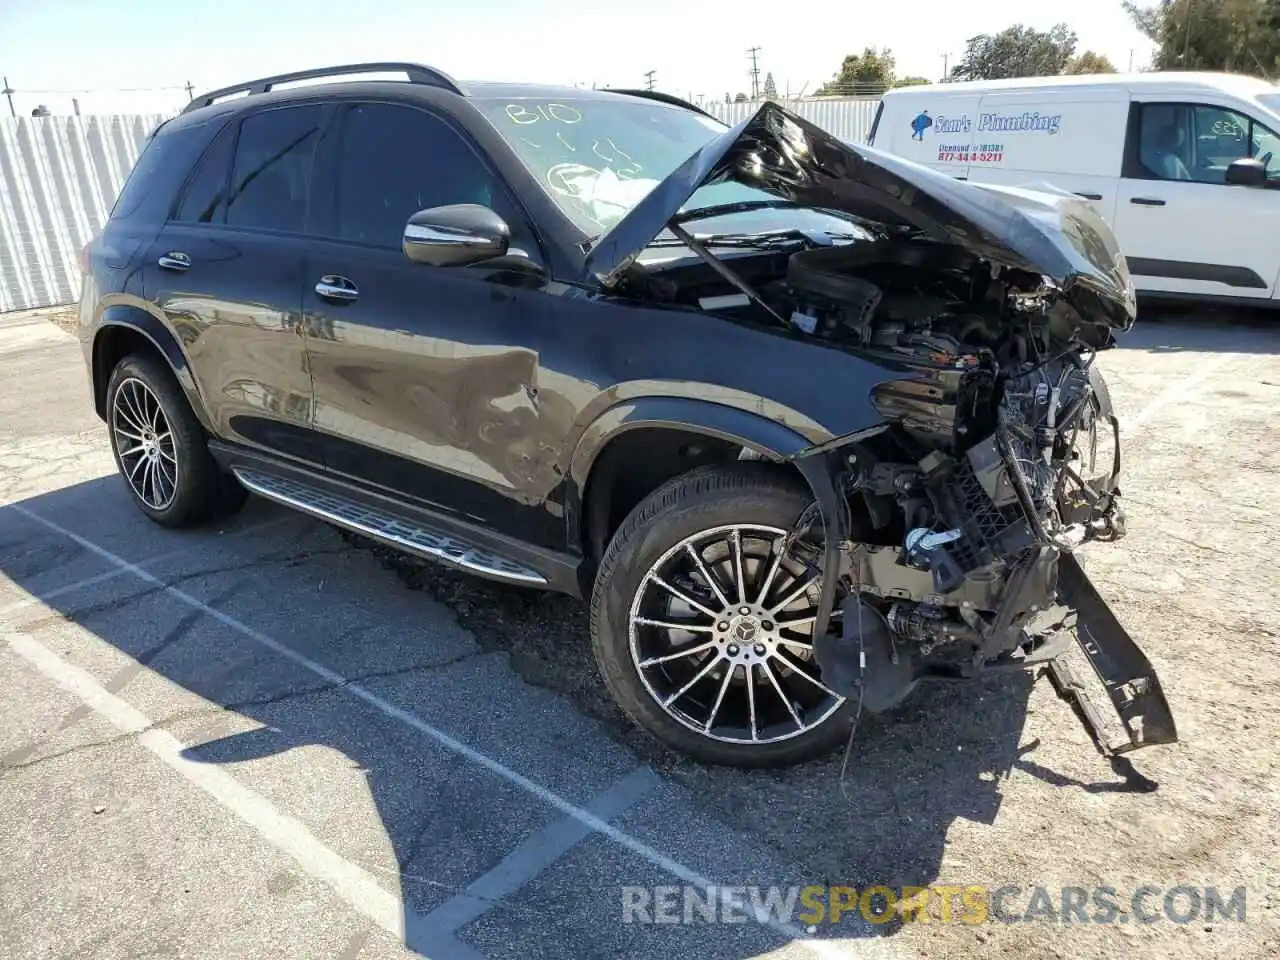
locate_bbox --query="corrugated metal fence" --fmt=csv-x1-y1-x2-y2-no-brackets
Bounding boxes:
0,98,878,314
0,114,162,313
702,96,879,145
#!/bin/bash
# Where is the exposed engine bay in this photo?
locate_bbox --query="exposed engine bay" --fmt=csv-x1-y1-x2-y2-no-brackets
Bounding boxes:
650,233,1177,757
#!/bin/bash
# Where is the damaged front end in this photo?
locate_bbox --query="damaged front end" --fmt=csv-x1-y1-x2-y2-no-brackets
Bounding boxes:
586,100,1177,757
804,323,1177,757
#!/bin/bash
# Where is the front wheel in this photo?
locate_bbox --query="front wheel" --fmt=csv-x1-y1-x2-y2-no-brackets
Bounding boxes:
589,463,855,767
105,352,246,527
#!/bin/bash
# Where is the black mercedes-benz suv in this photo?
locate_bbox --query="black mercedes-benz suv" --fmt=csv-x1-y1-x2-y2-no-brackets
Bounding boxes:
80,62,1176,767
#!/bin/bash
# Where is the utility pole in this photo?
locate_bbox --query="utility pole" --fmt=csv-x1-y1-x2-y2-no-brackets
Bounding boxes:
941,53,950,82
747,46,761,99
643,70,656,91
1128,49,1135,72
1182,0,1195,64
185,80,195,100
2,77,15,118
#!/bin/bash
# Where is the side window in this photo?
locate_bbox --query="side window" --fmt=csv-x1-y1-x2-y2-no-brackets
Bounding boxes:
1136,104,1193,182
1137,103,1280,184
1252,121,1280,180
333,103,514,249
225,105,326,233
110,121,206,222
174,123,235,223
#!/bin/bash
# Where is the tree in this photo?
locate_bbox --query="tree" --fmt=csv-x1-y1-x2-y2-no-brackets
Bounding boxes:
734,92,749,102
893,76,932,87
949,23,1078,80
815,47,897,96
1123,0,1280,75
763,71,778,100
1065,50,1118,73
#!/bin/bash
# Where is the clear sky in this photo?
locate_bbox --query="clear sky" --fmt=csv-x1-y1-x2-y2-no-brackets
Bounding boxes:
1,0,1156,116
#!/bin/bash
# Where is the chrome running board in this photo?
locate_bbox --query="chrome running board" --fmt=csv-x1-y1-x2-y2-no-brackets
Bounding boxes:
232,467,547,586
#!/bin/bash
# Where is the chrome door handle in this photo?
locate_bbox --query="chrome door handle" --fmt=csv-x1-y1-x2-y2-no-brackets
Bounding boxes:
314,275,359,302
157,252,190,271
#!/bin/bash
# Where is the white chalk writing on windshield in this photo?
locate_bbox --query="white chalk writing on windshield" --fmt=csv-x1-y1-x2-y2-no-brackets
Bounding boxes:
504,103,583,126
500,103,656,228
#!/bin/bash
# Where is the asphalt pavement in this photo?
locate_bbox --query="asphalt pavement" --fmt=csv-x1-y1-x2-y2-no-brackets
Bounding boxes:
0,311,898,959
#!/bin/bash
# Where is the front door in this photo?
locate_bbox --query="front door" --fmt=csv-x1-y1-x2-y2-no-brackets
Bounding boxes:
1112,100,1280,299
302,101,564,548
143,102,331,464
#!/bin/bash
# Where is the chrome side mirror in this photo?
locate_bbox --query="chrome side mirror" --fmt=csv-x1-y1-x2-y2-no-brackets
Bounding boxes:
403,204,510,267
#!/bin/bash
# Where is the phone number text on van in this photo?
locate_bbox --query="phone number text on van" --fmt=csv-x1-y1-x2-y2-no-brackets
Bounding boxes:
936,143,1005,163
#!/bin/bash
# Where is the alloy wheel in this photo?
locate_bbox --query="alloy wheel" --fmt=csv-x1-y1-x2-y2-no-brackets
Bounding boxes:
111,377,179,510
627,523,844,745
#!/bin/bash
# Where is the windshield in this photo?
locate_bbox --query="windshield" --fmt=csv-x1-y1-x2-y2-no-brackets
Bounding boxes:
476,96,775,232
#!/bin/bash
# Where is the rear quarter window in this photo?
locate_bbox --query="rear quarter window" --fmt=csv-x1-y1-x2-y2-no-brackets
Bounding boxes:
110,119,219,223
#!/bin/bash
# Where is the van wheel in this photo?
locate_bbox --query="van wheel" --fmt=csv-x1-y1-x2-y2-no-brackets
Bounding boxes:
105,353,246,527
590,463,855,768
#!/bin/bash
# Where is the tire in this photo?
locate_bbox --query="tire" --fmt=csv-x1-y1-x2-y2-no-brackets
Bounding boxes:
590,462,856,767
105,352,247,528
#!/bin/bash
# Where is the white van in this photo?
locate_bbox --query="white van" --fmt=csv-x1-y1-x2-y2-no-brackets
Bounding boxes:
870,72,1280,305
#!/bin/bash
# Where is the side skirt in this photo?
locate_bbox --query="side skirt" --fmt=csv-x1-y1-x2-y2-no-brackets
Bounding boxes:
209,442,585,597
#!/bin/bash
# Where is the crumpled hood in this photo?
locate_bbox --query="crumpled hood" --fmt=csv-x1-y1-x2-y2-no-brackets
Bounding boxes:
585,101,1136,332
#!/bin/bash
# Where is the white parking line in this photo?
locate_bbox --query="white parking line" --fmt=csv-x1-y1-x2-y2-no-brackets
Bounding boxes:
0,515,294,621
415,767,661,938
7,502,879,958
7,630,416,942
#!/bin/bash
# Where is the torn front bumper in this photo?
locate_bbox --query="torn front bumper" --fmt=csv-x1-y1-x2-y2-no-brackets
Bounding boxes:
1048,554,1178,756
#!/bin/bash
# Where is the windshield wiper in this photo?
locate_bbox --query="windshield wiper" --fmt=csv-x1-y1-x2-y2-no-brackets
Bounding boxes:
644,230,804,250
671,199,803,225
644,228,860,251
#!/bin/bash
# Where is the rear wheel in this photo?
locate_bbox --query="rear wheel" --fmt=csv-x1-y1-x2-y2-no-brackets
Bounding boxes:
106,353,246,527
590,463,854,767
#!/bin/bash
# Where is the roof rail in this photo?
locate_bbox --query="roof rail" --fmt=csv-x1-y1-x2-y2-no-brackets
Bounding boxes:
183,62,462,113
606,89,718,121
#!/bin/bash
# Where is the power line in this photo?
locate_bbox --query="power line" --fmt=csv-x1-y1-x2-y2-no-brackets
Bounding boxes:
17,84,188,94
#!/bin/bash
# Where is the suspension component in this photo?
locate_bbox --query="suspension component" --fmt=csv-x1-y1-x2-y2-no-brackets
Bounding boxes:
886,602,979,656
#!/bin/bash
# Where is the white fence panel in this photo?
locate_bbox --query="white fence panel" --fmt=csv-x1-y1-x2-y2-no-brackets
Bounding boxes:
0,114,162,313
702,97,880,144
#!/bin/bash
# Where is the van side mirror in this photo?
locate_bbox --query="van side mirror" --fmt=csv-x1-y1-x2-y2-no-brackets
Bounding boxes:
1225,157,1266,187
403,204,510,267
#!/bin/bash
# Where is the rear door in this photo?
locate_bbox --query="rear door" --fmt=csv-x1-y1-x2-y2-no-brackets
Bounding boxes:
1112,99,1280,299
143,102,332,464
